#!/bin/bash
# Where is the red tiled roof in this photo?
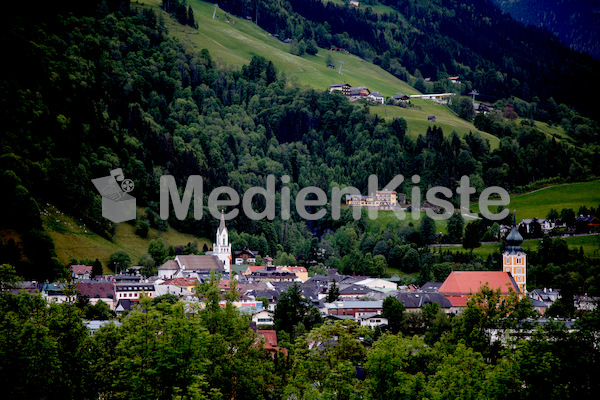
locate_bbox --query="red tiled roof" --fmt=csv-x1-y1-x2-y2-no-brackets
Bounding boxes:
258,330,278,347
161,278,198,287
445,296,469,307
256,330,287,356
438,271,519,295
72,265,92,275
244,266,266,275
284,266,307,273
218,279,235,290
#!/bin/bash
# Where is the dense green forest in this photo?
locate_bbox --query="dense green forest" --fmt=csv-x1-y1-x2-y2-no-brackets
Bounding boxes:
216,0,600,117
492,0,600,61
1,266,600,400
0,0,599,281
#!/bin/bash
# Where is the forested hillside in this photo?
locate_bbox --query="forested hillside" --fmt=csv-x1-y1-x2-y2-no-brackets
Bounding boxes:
493,0,600,60
1,0,599,281
215,0,600,117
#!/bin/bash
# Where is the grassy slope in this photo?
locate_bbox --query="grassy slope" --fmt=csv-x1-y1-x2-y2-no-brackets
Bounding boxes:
43,205,209,273
516,118,573,142
472,180,600,220
443,234,600,259
140,0,497,145
371,100,501,149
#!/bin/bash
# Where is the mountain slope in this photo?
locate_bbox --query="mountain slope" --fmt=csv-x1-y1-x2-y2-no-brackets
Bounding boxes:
141,0,499,145
492,0,600,61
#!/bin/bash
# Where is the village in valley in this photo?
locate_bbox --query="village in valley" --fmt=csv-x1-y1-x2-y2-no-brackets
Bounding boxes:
3,0,600,397
18,200,599,352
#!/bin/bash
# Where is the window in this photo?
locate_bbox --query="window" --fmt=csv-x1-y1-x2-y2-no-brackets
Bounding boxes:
517,258,522,264
516,268,522,274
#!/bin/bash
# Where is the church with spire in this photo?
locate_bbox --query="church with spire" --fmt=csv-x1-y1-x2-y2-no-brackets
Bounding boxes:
503,215,527,294
212,210,232,273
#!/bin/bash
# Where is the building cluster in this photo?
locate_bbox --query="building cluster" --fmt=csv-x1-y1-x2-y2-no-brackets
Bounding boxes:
344,190,407,210
328,83,385,104
515,215,599,236
9,211,597,345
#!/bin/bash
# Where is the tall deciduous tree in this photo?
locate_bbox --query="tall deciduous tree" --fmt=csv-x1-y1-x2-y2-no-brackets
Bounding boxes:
108,250,131,273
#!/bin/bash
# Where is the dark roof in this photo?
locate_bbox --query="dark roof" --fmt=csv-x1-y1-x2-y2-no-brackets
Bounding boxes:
114,274,142,282
77,282,115,299
217,210,227,236
115,284,155,292
339,284,373,296
116,299,134,311
234,249,258,257
301,284,321,301
349,86,369,96
248,289,281,301
419,281,443,292
395,292,452,308
9,281,41,295
505,216,524,254
250,267,297,278
270,282,295,294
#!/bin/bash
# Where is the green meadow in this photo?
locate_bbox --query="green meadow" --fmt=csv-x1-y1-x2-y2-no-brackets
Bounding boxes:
472,180,600,220
371,100,500,149
43,205,209,273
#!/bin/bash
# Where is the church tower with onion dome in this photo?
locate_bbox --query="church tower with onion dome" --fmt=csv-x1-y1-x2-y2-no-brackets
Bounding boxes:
503,215,527,294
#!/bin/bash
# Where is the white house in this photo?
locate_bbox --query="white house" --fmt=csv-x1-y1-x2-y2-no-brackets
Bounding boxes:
358,313,388,328
519,218,555,234
252,309,274,326
367,91,385,104
115,283,155,300
71,265,92,280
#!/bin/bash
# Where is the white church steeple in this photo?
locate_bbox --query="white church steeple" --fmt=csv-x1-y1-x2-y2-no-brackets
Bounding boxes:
213,210,231,273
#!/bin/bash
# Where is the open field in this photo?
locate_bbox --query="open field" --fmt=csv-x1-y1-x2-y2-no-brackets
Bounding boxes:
371,101,500,149
472,180,600,220
140,0,415,96
516,118,573,143
42,205,209,272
